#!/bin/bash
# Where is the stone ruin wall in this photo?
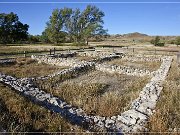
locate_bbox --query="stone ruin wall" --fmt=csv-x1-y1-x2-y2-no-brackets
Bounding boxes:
0,51,173,133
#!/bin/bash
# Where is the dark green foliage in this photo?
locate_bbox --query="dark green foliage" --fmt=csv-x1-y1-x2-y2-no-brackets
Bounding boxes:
40,30,51,43
0,12,29,44
167,40,175,44
156,42,165,46
151,36,165,46
28,35,41,44
43,8,71,44
175,36,180,46
154,36,160,45
44,5,107,45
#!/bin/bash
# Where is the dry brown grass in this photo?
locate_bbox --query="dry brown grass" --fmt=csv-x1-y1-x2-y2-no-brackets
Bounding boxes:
0,83,85,133
38,71,149,117
0,58,64,78
107,58,161,72
76,56,97,61
0,46,39,53
146,58,180,134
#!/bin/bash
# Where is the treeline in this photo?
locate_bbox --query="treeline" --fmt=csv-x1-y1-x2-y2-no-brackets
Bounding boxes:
0,12,29,44
0,5,108,45
151,36,180,46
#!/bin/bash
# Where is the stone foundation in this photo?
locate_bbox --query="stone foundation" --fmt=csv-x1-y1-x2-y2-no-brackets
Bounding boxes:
96,63,152,77
0,53,172,133
0,58,16,64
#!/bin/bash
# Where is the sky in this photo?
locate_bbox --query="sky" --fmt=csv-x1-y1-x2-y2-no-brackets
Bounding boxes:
0,0,180,36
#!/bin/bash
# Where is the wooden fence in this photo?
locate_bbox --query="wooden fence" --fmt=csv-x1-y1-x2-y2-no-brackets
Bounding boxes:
0,47,95,59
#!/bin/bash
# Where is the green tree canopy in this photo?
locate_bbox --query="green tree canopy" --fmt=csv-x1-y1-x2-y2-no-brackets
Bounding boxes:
0,12,29,44
175,36,180,46
44,5,107,45
44,8,71,44
151,36,164,46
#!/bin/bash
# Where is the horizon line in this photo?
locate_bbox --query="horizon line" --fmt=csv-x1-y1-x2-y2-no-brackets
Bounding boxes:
30,32,180,36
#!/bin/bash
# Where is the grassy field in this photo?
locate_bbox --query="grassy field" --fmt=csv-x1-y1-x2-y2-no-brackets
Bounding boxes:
0,45,91,59
37,71,149,116
0,44,179,133
0,83,85,133
0,44,90,53
0,58,65,78
106,57,162,72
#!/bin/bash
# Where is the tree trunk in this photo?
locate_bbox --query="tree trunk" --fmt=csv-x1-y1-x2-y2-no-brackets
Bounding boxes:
86,37,89,45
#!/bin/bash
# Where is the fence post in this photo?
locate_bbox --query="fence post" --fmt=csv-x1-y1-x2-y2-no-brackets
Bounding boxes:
24,51,26,58
54,48,55,55
50,49,51,55
155,49,156,55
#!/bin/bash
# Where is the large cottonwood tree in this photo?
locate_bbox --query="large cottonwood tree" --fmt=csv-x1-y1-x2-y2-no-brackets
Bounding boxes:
0,12,29,44
44,5,107,45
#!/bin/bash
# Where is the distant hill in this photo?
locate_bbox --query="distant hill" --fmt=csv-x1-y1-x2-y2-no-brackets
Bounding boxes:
90,32,178,44
122,32,149,38
110,32,149,39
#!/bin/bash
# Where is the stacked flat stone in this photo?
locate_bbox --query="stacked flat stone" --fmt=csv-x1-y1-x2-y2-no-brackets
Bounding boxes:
122,54,162,62
0,72,117,132
36,61,95,80
78,51,111,57
0,72,93,127
96,64,152,77
111,56,172,132
52,52,77,58
0,58,16,64
0,54,172,133
93,54,123,63
31,53,122,80
31,55,82,67
78,51,125,58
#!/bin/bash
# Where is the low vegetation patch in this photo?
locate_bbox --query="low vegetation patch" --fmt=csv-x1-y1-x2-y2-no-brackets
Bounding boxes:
0,83,84,133
106,58,161,72
37,71,149,116
0,58,63,78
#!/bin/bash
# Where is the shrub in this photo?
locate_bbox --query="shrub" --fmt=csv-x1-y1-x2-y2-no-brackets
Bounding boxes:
151,36,165,46
168,40,175,44
156,42,165,46
175,36,180,46
71,42,87,46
